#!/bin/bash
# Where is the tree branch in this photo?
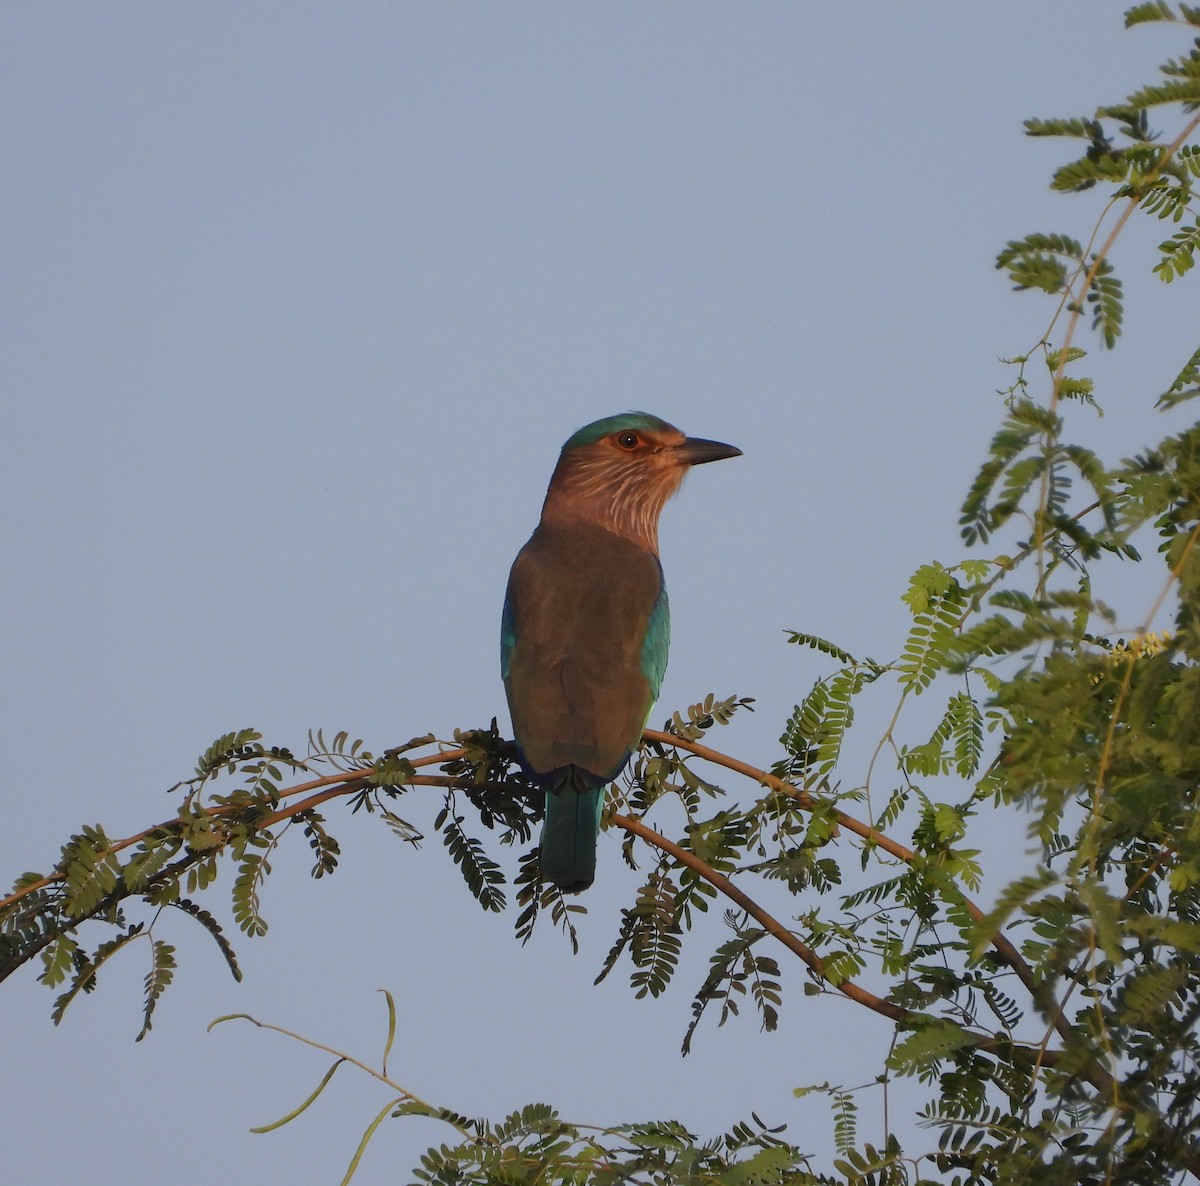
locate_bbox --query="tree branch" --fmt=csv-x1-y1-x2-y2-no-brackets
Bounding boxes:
640,729,1047,1019
611,810,907,1023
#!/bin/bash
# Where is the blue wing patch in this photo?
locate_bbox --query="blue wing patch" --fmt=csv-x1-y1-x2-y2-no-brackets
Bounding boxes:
640,577,670,705
500,590,516,681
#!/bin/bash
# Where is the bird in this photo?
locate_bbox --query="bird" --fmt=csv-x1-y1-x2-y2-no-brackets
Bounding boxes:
501,412,741,892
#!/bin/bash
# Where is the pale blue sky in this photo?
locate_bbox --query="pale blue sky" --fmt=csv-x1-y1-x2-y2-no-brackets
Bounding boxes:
2,5,1194,1183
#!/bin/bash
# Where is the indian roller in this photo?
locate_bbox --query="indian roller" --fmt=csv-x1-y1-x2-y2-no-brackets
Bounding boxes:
502,412,741,893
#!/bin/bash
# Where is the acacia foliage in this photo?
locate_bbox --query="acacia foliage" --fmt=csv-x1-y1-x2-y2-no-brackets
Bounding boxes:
7,5,1200,1183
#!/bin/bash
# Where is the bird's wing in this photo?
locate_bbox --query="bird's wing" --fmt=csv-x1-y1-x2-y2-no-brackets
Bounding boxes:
641,582,670,704
503,522,664,782
500,588,516,681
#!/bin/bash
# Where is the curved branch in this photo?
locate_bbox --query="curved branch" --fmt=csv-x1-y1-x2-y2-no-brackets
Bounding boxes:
641,729,1046,1018
610,810,1109,1084
1,726,1039,1023
611,811,907,1024
0,749,473,911
2,723,1171,1144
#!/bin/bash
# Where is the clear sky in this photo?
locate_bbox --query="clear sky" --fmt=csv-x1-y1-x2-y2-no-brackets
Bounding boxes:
2,5,1195,1183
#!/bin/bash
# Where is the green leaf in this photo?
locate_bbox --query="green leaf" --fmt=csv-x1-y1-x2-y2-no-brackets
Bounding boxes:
968,869,1060,962
38,934,78,989
51,926,144,1026
137,940,177,1041
195,728,263,779
1113,78,1200,110
1125,1,1178,28
784,631,856,664
440,800,506,912
1157,342,1200,407
171,898,242,982
1154,220,1200,281
61,826,121,918
232,851,271,937
887,1019,976,1074
1087,260,1124,347
899,564,966,692
1051,151,1130,193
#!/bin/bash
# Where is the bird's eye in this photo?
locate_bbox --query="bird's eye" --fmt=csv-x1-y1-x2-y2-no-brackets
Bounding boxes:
616,431,640,450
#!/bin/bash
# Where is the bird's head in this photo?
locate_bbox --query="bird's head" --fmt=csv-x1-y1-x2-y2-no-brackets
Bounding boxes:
541,412,741,551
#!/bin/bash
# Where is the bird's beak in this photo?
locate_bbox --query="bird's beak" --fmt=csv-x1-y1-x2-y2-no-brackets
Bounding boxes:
675,436,742,467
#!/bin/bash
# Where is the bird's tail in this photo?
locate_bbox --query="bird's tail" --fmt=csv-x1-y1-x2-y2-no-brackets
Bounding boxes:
539,774,605,894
